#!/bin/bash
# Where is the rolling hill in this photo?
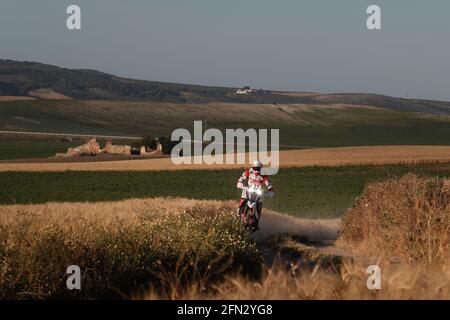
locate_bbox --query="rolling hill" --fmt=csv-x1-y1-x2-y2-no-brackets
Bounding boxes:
0,100,450,149
1,59,450,160
1,59,450,115
0,59,310,104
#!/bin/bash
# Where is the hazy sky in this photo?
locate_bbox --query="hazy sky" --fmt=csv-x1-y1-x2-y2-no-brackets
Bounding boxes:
1,0,449,100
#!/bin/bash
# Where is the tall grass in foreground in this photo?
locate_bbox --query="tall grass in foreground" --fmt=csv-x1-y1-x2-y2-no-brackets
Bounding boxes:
3,174,450,300
0,199,260,299
337,174,450,263
141,260,450,299
139,175,450,300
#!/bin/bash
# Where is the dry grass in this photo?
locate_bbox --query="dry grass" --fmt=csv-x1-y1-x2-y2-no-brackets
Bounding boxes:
139,175,450,300
0,96,36,102
0,198,260,299
140,259,450,300
0,198,339,245
337,175,450,263
1,145,450,172
0,198,342,300
0,197,237,226
28,89,72,100
3,174,450,300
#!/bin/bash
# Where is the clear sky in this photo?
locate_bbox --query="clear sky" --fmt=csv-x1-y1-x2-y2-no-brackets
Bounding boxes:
1,0,449,100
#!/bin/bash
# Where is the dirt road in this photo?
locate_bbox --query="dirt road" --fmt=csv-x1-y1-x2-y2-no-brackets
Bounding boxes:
255,210,340,242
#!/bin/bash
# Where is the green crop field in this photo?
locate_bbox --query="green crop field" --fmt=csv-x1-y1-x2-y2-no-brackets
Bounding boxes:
0,140,80,160
0,138,132,160
1,162,449,218
1,99,450,160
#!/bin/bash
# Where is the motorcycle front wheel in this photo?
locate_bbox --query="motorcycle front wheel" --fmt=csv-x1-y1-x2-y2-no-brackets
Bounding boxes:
241,206,258,232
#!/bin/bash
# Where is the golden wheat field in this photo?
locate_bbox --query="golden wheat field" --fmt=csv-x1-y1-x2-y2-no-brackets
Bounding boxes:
0,198,237,225
0,96,36,102
1,145,450,172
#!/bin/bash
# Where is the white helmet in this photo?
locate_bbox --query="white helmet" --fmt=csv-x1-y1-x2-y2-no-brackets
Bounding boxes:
251,160,263,171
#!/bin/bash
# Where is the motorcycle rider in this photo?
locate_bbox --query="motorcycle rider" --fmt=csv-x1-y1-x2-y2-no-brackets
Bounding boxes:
236,160,274,231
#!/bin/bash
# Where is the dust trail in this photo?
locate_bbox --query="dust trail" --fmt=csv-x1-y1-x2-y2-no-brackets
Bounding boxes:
253,210,340,243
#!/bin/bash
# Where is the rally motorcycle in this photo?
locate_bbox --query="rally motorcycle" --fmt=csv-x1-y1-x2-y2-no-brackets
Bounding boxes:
238,185,273,233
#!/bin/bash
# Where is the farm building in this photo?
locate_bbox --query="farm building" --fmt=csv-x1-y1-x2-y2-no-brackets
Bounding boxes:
236,86,255,94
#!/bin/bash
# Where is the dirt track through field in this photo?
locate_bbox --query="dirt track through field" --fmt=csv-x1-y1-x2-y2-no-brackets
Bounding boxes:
0,197,342,258
255,210,340,242
0,198,340,240
255,210,347,260
1,145,450,172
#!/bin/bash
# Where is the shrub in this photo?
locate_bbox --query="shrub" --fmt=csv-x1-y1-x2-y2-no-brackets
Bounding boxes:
0,200,261,299
133,134,156,150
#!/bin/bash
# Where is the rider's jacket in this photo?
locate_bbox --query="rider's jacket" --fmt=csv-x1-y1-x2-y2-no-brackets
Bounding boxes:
237,168,273,198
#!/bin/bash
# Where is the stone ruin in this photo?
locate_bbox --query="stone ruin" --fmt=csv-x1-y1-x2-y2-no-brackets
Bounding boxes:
56,138,163,158
62,138,101,157
103,140,131,155
144,142,163,156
